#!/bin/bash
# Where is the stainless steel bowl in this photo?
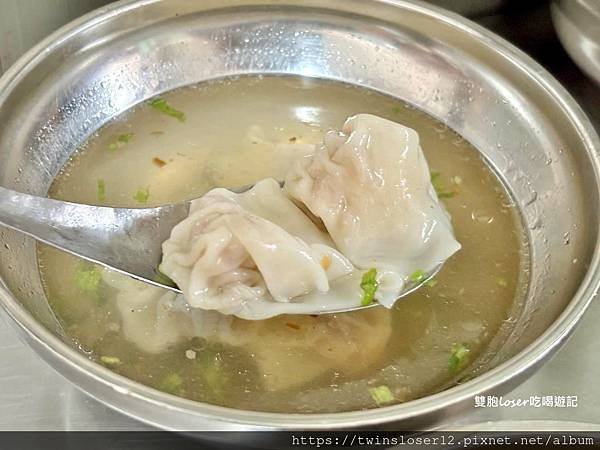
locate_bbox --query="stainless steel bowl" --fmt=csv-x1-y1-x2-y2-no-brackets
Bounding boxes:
0,0,599,431
552,0,600,85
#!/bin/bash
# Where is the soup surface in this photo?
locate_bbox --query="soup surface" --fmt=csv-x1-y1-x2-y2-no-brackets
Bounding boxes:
38,76,526,413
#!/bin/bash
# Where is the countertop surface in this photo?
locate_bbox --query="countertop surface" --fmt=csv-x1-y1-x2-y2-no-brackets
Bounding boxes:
0,1,599,431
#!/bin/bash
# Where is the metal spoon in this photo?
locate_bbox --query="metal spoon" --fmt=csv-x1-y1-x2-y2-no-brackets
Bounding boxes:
0,185,439,313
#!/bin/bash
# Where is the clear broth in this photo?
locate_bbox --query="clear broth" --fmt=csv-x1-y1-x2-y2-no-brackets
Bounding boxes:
38,75,526,413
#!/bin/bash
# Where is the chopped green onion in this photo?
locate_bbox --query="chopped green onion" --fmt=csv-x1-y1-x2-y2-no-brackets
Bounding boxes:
368,385,394,406
448,343,470,375
496,277,508,287
203,363,225,397
160,373,183,395
391,106,402,114
409,269,426,283
108,132,134,151
425,278,438,288
430,170,456,199
100,355,121,366
119,132,133,142
150,98,186,122
97,179,106,202
149,130,164,136
360,268,379,306
133,187,150,204
192,350,228,398
76,265,102,294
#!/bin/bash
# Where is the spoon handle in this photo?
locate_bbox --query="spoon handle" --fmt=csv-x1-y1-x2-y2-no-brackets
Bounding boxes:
0,186,186,288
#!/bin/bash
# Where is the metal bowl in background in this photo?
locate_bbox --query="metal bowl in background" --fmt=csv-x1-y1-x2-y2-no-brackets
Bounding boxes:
551,0,600,85
0,0,599,431
0,0,114,74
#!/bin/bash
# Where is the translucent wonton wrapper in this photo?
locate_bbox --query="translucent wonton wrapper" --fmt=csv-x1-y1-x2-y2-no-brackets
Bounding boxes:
286,114,461,306
103,271,392,391
160,178,353,319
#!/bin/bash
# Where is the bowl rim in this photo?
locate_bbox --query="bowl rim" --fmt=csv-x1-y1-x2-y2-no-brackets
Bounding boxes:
0,0,599,431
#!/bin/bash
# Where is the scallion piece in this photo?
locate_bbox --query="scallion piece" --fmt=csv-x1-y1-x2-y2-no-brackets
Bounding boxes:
160,373,183,395
100,356,121,366
109,132,134,151
430,170,456,199
448,343,470,374
97,179,106,202
360,268,379,306
409,269,425,283
368,385,394,406
76,265,102,294
425,278,438,288
150,98,185,122
133,187,150,204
